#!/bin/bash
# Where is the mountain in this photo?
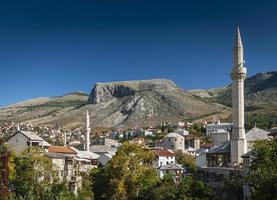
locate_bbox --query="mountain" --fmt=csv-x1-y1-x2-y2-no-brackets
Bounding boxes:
1,72,276,131
0,79,229,130
189,71,277,128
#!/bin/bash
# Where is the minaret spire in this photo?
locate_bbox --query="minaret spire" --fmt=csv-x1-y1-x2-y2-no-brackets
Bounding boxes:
235,27,243,48
230,27,247,165
85,110,91,151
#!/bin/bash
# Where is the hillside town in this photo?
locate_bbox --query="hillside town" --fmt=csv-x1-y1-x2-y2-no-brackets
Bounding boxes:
1,7,277,198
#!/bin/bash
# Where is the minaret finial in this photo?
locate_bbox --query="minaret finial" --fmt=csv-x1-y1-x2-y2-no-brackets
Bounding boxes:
235,26,243,48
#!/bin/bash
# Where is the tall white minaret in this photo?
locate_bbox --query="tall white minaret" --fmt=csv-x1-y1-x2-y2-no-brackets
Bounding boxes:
230,27,247,165
64,131,67,146
85,110,91,151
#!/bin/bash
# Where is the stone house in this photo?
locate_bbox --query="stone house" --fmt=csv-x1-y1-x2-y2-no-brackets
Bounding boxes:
163,132,184,152
6,131,51,154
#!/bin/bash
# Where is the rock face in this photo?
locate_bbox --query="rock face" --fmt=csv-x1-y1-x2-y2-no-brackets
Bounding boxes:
88,83,136,104
83,79,228,129
87,79,175,104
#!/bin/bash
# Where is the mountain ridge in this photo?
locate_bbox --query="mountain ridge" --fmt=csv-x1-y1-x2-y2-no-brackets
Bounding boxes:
0,71,276,130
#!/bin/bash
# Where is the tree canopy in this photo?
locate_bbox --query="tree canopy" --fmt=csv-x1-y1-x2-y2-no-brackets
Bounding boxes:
247,139,277,200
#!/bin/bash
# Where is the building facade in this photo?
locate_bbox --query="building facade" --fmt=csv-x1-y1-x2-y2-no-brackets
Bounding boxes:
163,132,184,151
206,121,232,136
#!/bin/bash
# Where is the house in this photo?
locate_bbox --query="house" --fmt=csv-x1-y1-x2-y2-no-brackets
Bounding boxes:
90,145,117,156
152,149,175,168
196,153,207,167
206,141,231,167
98,152,116,166
70,147,99,173
46,146,81,194
152,149,184,179
184,134,201,152
175,129,189,136
158,164,184,180
206,121,233,136
211,129,230,146
6,131,51,154
245,127,269,151
163,132,184,152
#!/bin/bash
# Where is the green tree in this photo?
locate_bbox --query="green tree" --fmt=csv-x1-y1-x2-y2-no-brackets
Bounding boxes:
8,147,75,200
175,150,196,174
247,139,277,200
91,142,158,200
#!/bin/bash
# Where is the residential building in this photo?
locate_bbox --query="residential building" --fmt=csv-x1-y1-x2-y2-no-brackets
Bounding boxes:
6,131,51,154
211,129,230,146
152,149,175,168
206,121,233,136
245,127,269,151
163,132,184,152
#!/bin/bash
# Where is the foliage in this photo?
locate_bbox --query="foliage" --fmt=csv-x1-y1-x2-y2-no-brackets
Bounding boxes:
223,170,245,199
175,150,196,174
245,112,277,130
8,147,77,200
91,142,158,200
247,139,277,200
188,123,206,137
91,142,217,200
144,175,217,200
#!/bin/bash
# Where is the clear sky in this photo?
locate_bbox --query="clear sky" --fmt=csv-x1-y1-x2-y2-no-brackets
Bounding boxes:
0,0,276,107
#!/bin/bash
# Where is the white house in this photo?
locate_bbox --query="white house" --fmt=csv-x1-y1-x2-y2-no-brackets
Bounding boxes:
70,147,99,173
158,163,184,179
152,149,175,168
206,121,233,136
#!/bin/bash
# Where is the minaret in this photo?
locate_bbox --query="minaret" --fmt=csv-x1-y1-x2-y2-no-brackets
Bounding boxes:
85,110,91,151
64,131,67,146
230,27,247,165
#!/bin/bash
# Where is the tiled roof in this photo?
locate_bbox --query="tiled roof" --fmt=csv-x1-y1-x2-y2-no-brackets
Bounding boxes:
246,127,269,142
45,152,75,159
48,146,76,154
90,145,115,153
241,150,255,158
17,131,51,146
153,149,174,157
20,131,44,141
159,163,184,170
207,141,231,154
70,147,100,159
165,132,184,138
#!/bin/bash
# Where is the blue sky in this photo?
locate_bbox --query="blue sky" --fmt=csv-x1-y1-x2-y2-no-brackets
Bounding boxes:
0,0,276,107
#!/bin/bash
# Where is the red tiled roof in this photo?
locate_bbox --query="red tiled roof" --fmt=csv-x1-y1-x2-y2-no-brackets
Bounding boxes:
48,146,76,154
153,149,174,157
